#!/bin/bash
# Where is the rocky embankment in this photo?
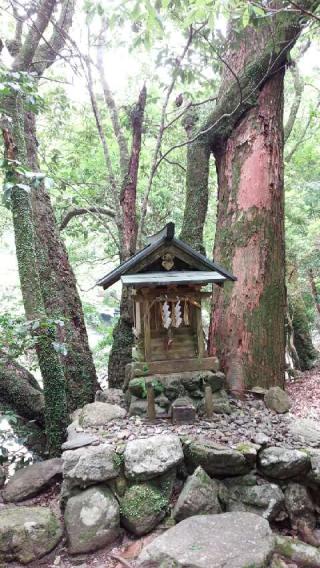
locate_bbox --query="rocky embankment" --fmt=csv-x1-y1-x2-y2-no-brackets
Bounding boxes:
1,383,320,566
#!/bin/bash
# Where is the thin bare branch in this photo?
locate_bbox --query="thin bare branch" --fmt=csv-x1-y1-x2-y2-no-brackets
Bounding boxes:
162,155,186,173
85,52,117,193
285,95,320,161
60,206,115,230
288,0,320,22
284,60,304,143
137,25,196,246
96,23,129,178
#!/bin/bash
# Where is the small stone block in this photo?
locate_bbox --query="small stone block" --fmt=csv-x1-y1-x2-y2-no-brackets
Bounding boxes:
171,399,196,425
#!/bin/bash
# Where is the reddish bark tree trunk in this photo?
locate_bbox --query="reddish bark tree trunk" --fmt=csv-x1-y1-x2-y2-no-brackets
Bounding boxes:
208,71,286,393
120,85,147,260
108,86,147,388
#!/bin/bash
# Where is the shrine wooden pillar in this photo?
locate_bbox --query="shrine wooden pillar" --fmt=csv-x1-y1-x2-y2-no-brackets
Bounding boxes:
195,301,204,358
143,298,151,361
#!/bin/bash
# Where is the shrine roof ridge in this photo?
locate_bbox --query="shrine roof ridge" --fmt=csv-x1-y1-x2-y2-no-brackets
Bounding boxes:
96,222,236,289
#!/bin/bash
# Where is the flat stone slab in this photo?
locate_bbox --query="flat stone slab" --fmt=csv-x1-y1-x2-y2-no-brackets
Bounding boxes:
2,458,62,503
124,434,183,480
78,402,126,428
63,444,120,487
137,512,274,568
61,433,100,450
258,447,311,479
183,439,252,477
288,418,320,446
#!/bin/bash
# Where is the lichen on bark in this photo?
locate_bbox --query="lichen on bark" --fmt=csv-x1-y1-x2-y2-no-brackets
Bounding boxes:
2,91,67,455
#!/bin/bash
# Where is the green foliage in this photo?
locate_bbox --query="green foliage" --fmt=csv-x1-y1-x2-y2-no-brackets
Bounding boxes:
0,312,67,362
0,312,36,358
0,65,44,114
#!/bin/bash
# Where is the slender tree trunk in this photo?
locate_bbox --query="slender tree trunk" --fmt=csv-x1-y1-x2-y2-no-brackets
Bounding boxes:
289,293,318,370
208,71,286,393
24,110,99,412
308,268,320,316
108,87,147,389
1,93,67,455
180,138,210,255
119,85,147,260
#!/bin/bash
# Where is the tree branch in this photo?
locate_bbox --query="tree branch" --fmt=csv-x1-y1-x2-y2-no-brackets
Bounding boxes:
96,23,129,178
32,0,76,74
284,60,304,143
285,95,320,161
13,0,58,70
137,25,195,246
85,52,117,193
59,206,115,230
288,0,320,21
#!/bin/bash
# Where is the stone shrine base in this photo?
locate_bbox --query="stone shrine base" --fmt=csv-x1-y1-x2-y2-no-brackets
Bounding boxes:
2,388,320,566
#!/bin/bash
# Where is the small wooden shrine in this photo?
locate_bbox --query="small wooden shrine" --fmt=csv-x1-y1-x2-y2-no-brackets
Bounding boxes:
97,223,236,378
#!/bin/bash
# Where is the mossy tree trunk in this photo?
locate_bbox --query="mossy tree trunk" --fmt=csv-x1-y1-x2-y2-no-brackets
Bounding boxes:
2,0,98,414
0,351,44,425
1,92,67,455
25,110,99,412
108,288,134,389
290,295,318,370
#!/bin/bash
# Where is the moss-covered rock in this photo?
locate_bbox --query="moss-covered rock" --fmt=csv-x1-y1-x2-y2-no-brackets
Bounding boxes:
120,470,175,535
284,483,316,530
78,401,126,428
0,506,62,564
225,482,285,521
62,443,120,488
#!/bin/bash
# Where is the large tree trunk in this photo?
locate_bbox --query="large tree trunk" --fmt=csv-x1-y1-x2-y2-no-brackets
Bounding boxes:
180,1,319,393
25,110,99,412
108,288,134,389
209,71,286,393
1,93,67,455
0,352,44,425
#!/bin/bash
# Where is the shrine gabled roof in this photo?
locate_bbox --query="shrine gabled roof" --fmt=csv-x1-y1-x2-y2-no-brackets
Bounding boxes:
96,222,236,289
